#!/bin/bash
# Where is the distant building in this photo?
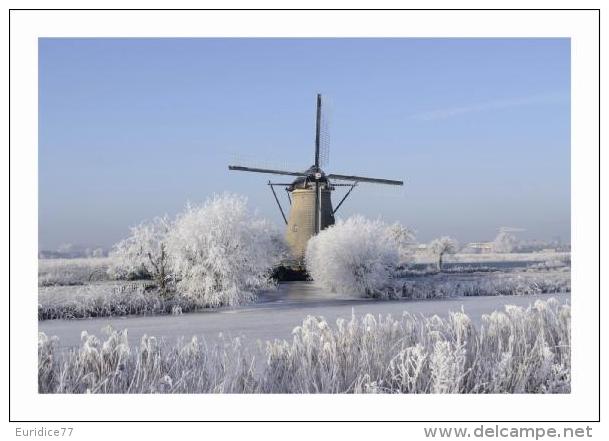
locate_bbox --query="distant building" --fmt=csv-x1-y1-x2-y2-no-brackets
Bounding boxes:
463,242,494,254
415,244,428,254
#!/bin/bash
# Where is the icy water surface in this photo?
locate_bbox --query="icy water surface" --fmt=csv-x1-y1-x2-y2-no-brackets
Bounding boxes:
39,281,569,351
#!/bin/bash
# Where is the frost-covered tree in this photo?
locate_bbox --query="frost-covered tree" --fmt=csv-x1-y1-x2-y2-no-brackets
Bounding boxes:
85,247,105,258
57,243,74,253
492,231,518,253
109,216,172,295
428,236,459,271
305,216,400,297
387,222,417,264
167,194,285,307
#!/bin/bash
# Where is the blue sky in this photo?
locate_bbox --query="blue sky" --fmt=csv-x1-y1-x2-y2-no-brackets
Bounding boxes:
39,38,570,249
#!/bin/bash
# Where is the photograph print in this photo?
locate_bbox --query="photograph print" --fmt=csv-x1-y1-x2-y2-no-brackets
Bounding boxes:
37,37,571,395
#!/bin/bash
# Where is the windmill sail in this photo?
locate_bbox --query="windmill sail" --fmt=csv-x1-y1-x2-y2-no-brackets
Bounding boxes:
313,94,322,233
228,165,305,178
318,95,331,168
327,173,403,186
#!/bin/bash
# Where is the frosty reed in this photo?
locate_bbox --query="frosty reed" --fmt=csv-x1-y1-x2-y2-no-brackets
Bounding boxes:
39,298,570,394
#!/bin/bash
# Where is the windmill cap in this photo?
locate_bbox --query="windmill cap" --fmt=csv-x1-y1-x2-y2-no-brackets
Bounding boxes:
289,165,330,190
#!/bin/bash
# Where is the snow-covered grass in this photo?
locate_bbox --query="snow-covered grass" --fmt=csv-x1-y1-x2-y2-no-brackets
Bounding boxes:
527,259,570,270
39,298,570,393
393,270,570,300
38,282,205,320
38,257,114,286
414,252,571,265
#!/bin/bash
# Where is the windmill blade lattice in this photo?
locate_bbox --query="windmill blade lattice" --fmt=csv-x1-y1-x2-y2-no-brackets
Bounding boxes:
318,95,332,168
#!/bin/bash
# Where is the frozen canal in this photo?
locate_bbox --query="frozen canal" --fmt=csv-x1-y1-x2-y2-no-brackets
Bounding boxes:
39,282,570,350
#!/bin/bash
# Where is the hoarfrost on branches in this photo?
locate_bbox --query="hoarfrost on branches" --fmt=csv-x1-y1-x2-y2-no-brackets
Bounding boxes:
108,216,173,295
387,222,417,264
305,216,399,297
103,194,285,308
167,193,286,307
428,236,459,271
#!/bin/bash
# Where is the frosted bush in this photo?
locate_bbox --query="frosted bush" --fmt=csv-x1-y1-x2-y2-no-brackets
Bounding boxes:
102,193,284,308
167,194,286,307
305,216,400,297
108,216,173,294
39,299,570,394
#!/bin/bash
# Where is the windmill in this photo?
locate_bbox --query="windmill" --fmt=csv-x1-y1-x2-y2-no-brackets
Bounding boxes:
228,94,404,260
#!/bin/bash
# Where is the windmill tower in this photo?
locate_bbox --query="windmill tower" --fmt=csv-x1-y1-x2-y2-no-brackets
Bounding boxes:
229,94,403,260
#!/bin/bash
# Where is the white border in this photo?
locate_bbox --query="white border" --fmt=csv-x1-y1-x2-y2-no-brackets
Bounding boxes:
8,9,600,422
